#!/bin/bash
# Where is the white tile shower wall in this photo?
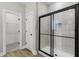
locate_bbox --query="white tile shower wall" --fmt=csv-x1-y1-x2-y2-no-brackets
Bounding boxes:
40,35,50,50
40,16,50,51
48,2,77,56
40,16,50,34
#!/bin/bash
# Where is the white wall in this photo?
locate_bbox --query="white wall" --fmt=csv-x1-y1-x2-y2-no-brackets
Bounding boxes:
25,2,48,55
38,2,48,16
49,2,78,12
25,2,37,55
0,2,26,53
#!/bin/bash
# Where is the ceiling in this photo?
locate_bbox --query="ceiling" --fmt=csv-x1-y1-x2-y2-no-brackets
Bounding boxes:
21,2,55,6
43,2,55,6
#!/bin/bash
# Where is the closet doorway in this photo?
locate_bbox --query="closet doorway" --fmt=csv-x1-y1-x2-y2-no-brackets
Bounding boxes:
3,9,22,55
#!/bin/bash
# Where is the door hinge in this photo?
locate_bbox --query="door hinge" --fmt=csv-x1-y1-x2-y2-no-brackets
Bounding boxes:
18,30,20,32
18,42,20,44
18,18,20,21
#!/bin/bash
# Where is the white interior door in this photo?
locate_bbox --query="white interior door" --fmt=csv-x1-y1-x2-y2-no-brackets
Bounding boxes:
2,9,22,54
6,13,19,43
6,12,20,52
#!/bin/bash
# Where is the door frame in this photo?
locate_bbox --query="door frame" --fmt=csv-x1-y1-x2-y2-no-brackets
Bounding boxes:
2,9,22,55
39,3,79,57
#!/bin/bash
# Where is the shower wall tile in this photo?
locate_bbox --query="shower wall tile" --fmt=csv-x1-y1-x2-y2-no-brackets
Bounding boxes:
54,9,75,37
40,16,50,34
40,35,50,49
54,36,75,56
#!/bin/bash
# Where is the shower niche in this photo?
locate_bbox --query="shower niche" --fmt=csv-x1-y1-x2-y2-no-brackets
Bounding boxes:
39,4,79,57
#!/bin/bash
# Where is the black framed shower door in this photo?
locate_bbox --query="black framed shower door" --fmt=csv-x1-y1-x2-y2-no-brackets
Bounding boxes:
39,3,79,57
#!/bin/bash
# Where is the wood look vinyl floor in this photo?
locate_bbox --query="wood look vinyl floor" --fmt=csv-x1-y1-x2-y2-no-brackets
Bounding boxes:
3,48,42,57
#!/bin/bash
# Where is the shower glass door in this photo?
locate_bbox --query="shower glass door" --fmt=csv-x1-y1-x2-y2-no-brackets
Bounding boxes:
53,9,75,57
39,4,78,57
6,12,20,52
40,16,53,56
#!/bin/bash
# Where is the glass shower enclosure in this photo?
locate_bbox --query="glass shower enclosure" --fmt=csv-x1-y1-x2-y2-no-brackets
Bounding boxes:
39,3,79,57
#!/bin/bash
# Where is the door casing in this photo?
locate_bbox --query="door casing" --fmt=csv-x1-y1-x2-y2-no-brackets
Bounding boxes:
2,9,22,55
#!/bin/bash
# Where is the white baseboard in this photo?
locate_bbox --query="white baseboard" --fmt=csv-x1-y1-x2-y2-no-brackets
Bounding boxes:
7,47,19,53
20,45,26,49
31,50,37,55
0,52,4,57
22,45,26,49
0,45,27,57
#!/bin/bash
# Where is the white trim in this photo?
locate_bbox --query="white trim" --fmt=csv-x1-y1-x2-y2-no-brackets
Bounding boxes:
19,14,23,49
31,50,37,55
21,45,26,49
2,9,22,55
0,52,4,57
6,46,19,53
3,9,6,55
